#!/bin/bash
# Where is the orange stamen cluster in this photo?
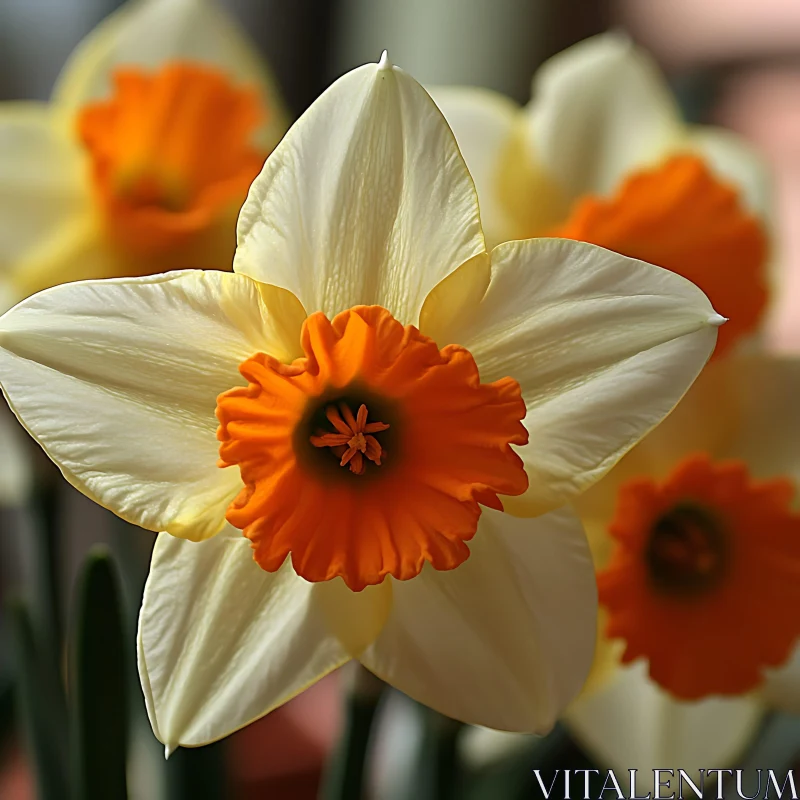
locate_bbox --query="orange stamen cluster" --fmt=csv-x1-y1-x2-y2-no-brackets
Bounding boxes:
598,454,800,699
311,403,390,474
216,306,529,591
78,62,265,258
551,154,769,359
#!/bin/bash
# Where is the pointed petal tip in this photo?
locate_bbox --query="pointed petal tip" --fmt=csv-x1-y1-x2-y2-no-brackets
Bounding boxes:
378,50,392,71
709,313,727,327
164,743,176,759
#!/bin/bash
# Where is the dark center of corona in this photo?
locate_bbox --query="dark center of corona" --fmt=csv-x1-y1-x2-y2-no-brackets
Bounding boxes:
646,503,727,595
295,386,399,482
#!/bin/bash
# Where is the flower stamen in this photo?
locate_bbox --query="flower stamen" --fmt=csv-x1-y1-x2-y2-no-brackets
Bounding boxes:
310,402,390,475
647,504,725,594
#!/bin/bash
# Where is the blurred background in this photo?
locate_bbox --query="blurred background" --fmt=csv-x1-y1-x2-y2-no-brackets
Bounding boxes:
1,0,800,798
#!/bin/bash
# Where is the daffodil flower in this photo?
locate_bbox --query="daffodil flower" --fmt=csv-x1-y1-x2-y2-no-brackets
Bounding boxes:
0,54,722,751
0,0,287,504
0,0,288,301
434,32,800,784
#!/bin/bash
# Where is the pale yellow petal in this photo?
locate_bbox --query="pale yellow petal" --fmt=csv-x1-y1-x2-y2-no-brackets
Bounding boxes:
690,126,773,221
576,354,746,555
235,54,485,325
10,213,120,299
360,507,597,733
523,32,684,202
763,642,800,713
424,238,721,516
722,354,800,485
139,527,349,749
567,662,763,795
428,86,520,245
0,103,90,277
0,270,300,540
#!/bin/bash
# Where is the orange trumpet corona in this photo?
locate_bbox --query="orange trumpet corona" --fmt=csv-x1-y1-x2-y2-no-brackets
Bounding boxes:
598,455,800,699
216,306,529,591
552,155,768,359
78,62,266,257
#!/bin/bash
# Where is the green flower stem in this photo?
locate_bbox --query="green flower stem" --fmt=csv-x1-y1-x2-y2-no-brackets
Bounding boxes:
416,708,464,800
30,463,64,663
165,740,228,800
320,664,385,800
69,547,129,800
7,596,69,800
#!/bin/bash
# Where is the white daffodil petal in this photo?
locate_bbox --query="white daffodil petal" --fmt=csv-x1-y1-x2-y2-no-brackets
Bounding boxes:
52,0,287,150
690,126,773,221
437,238,720,516
567,662,764,795
10,213,122,299
0,104,90,272
428,86,519,245
139,527,349,750
0,270,299,540
524,32,683,200
235,54,485,325
360,506,597,733
763,642,800,713
724,355,800,486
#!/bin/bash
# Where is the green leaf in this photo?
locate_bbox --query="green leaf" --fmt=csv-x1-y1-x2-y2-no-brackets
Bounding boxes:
413,707,464,800
320,666,385,800
69,547,128,800
7,596,70,800
165,741,228,800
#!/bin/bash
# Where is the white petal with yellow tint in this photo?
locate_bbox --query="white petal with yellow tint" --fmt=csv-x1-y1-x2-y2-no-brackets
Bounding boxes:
10,213,119,299
523,32,683,201
724,355,800,485
690,126,772,220
567,662,763,795
138,526,350,750
0,269,300,540
763,642,800,713
425,238,721,516
428,86,519,245
52,0,288,150
360,506,597,733
235,53,485,326
0,103,90,274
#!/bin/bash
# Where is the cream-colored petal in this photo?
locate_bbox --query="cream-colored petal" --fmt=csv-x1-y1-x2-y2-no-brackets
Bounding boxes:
575,354,747,547
763,642,800,713
10,213,120,299
360,506,597,733
428,86,520,246
426,238,721,516
0,270,301,540
235,54,486,325
0,103,90,274
138,527,349,750
52,0,288,150
724,355,800,485
690,126,773,221
523,32,684,201
567,662,763,795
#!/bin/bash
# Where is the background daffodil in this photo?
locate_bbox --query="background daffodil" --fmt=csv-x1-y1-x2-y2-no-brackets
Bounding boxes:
0,54,722,753
564,355,800,787
435,29,800,789
430,33,770,275
0,0,288,302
